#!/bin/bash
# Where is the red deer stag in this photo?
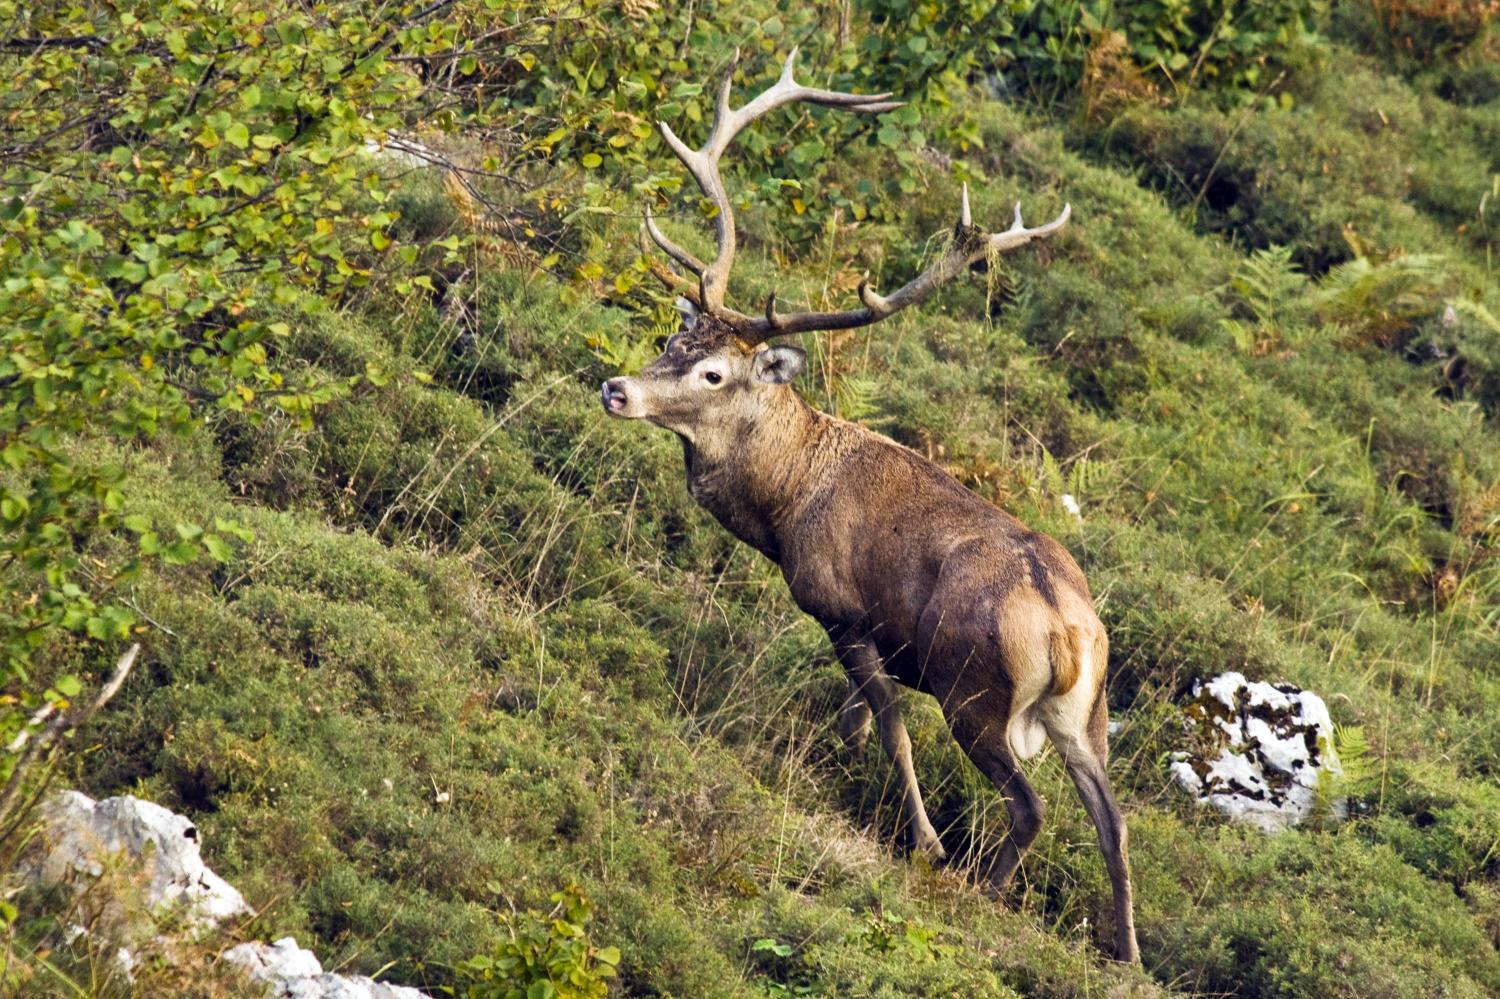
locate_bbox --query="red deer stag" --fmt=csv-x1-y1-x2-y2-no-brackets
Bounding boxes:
600,50,1138,963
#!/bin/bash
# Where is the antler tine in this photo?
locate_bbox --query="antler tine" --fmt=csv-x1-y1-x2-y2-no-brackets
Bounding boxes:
642,203,708,277
653,49,902,313
705,47,902,159
743,185,1070,342
988,199,1071,252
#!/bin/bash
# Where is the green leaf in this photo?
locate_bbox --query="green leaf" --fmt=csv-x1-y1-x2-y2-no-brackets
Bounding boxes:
202,534,233,562
580,152,603,169
162,540,199,565
224,122,250,148
789,140,825,165
57,220,105,252
214,517,255,542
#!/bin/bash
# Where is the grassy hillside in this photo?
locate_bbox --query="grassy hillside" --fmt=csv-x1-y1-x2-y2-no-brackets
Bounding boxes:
10,4,1500,997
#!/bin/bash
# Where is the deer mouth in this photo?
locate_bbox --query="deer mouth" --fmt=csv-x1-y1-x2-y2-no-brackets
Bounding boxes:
600,379,631,416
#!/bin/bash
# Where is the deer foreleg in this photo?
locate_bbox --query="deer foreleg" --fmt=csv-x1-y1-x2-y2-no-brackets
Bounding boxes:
833,629,946,862
837,675,873,752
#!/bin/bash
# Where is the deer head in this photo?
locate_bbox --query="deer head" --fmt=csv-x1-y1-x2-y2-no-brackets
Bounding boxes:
600,48,1070,443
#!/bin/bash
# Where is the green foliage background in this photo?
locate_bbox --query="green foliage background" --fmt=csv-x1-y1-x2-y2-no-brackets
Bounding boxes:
3,0,1500,996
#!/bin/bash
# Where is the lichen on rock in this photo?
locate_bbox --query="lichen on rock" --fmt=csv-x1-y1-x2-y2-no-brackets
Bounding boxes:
1169,671,1343,832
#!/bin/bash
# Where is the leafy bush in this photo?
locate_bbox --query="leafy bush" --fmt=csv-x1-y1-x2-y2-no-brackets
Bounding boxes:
454,885,621,999
1001,0,1320,105
0,0,521,828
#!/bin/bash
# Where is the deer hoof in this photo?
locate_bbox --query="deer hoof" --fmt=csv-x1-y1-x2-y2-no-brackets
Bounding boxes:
913,834,948,865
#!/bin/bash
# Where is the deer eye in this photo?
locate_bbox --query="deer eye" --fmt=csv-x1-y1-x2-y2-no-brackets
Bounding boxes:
703,370,723,386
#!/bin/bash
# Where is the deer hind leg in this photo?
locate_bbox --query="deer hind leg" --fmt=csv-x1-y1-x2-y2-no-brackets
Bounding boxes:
939,686,1046,892
837,675,873,753
1045,691,1140,964
833,630,945,862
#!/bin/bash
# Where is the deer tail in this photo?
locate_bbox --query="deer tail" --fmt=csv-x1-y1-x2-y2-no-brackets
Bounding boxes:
1049,626,1083,697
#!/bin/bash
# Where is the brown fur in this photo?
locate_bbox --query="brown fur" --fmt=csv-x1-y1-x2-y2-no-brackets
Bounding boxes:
602,317,1140,963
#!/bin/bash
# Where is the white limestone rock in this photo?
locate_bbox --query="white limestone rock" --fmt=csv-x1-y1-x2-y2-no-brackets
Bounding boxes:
1169,671,1343,832
223,938,430,999
24,790,250,932
23,791,433,997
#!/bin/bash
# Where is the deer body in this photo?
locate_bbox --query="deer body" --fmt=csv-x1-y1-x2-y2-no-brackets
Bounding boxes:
603,51,1139,963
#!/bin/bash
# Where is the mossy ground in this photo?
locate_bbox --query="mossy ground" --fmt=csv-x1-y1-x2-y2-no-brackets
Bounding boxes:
15,30,1500,999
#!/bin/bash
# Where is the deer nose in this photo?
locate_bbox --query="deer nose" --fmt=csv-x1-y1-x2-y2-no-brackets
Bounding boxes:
600,378,629,414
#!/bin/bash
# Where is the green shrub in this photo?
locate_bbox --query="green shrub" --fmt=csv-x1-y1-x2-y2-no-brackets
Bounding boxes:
454,885,621,999
1332,0,1499,71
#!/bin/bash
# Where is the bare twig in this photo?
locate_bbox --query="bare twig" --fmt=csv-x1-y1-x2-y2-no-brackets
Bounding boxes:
0,644,140,828
1187,70,1286,221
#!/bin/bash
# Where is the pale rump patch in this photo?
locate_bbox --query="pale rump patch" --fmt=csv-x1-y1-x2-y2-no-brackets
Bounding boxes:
998,590,1103,761
997,593,1054,760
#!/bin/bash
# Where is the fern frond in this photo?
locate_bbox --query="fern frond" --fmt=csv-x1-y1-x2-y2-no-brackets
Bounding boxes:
1314,253,1445,343
834,375,882,423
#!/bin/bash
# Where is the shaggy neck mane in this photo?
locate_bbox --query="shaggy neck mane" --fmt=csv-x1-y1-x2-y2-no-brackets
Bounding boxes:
679,387,824,559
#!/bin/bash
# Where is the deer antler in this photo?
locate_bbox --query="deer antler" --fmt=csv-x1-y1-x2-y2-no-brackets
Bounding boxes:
643,53,1070,344
743,185,1070,341
643,48,901,313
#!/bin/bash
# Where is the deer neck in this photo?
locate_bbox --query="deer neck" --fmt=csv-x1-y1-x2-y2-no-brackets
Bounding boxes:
680,388,824,561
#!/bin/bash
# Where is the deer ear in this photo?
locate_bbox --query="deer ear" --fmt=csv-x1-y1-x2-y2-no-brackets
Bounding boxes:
674,296,700,329
753,345,805,385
